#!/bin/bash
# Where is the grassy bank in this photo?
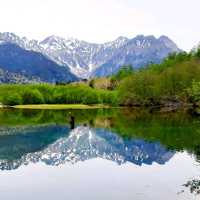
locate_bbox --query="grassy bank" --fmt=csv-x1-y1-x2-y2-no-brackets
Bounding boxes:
13,104,111,110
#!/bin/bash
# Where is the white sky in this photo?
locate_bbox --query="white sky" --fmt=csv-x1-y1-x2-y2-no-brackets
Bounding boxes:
0,0,199,51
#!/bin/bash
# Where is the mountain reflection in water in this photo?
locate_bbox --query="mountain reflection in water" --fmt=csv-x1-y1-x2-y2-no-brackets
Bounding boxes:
0,125,174,170
1,108,200,199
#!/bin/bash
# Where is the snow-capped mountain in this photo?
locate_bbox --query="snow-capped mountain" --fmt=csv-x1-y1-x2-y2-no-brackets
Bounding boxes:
39,34,180,78
0,125,174,170
0,43,78,83
39,35,130,77
0,32,180,78
0,32,42,52
0,33,79,83
93,35,181,76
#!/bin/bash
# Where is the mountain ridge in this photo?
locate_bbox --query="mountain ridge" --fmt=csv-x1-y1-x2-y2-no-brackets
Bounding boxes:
0,41,78,83
0,32,181,79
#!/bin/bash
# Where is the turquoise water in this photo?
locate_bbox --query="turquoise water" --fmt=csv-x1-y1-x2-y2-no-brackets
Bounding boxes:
0,108,200,200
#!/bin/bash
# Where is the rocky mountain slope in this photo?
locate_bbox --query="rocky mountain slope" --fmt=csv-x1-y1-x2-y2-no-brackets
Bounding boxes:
0,41,78,83
0,68,42,83
0,32,180,79
93,35,181,76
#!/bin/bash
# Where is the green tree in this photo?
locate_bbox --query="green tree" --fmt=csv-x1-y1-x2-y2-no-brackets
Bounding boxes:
22,89,45,104
2,93,22,106
111,65,134,81
187,81,200,103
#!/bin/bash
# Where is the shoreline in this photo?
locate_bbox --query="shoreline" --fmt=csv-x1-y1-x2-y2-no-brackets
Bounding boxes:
0,103,196,112
10,104,112,110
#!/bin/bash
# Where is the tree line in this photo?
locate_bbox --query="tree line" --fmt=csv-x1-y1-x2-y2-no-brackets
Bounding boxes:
117,50,200,106
1,49,200,107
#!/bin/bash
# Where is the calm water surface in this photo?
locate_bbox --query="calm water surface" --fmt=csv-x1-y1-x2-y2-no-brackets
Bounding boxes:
0,108,200,200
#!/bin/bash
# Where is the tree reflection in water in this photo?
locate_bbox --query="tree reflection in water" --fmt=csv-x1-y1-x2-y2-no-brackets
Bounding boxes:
2,107,200,197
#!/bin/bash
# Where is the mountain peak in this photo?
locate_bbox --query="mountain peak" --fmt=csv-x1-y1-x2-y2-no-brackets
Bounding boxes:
158,35,180,51
40,35,63,45
159,35,174,44
159,35,170,40
0,32,181,79
0,32,18,38
40,35,79,52
115,36,128,41
0,32,20,42
41,35,76,44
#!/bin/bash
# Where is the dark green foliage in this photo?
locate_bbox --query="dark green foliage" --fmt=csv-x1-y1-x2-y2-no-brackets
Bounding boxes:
111,65,134,81
187,81,200,103
36,85,54,104
21,89,45,104
2,93,22,106
195,48,200,58
51,85,101,104
82,90,100,104
118,52,200,106
99,90,118,105
89,79,95,88
109,65,134,90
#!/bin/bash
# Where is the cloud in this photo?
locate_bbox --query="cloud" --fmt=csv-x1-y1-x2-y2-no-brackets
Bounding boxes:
0,0,157,40
0,0,199,50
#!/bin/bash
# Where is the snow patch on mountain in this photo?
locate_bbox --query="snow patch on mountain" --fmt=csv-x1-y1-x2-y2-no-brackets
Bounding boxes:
0,32,181,78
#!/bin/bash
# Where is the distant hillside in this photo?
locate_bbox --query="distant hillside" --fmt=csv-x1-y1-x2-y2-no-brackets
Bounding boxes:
0,42,78,83
0,68,41,83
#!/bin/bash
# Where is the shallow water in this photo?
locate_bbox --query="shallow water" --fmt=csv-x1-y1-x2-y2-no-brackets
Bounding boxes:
0,108,200,200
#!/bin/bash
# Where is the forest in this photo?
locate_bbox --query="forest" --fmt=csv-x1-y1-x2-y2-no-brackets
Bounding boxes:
1,48,200,108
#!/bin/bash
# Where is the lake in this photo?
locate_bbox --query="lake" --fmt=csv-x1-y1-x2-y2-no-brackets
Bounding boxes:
0,108,200,200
